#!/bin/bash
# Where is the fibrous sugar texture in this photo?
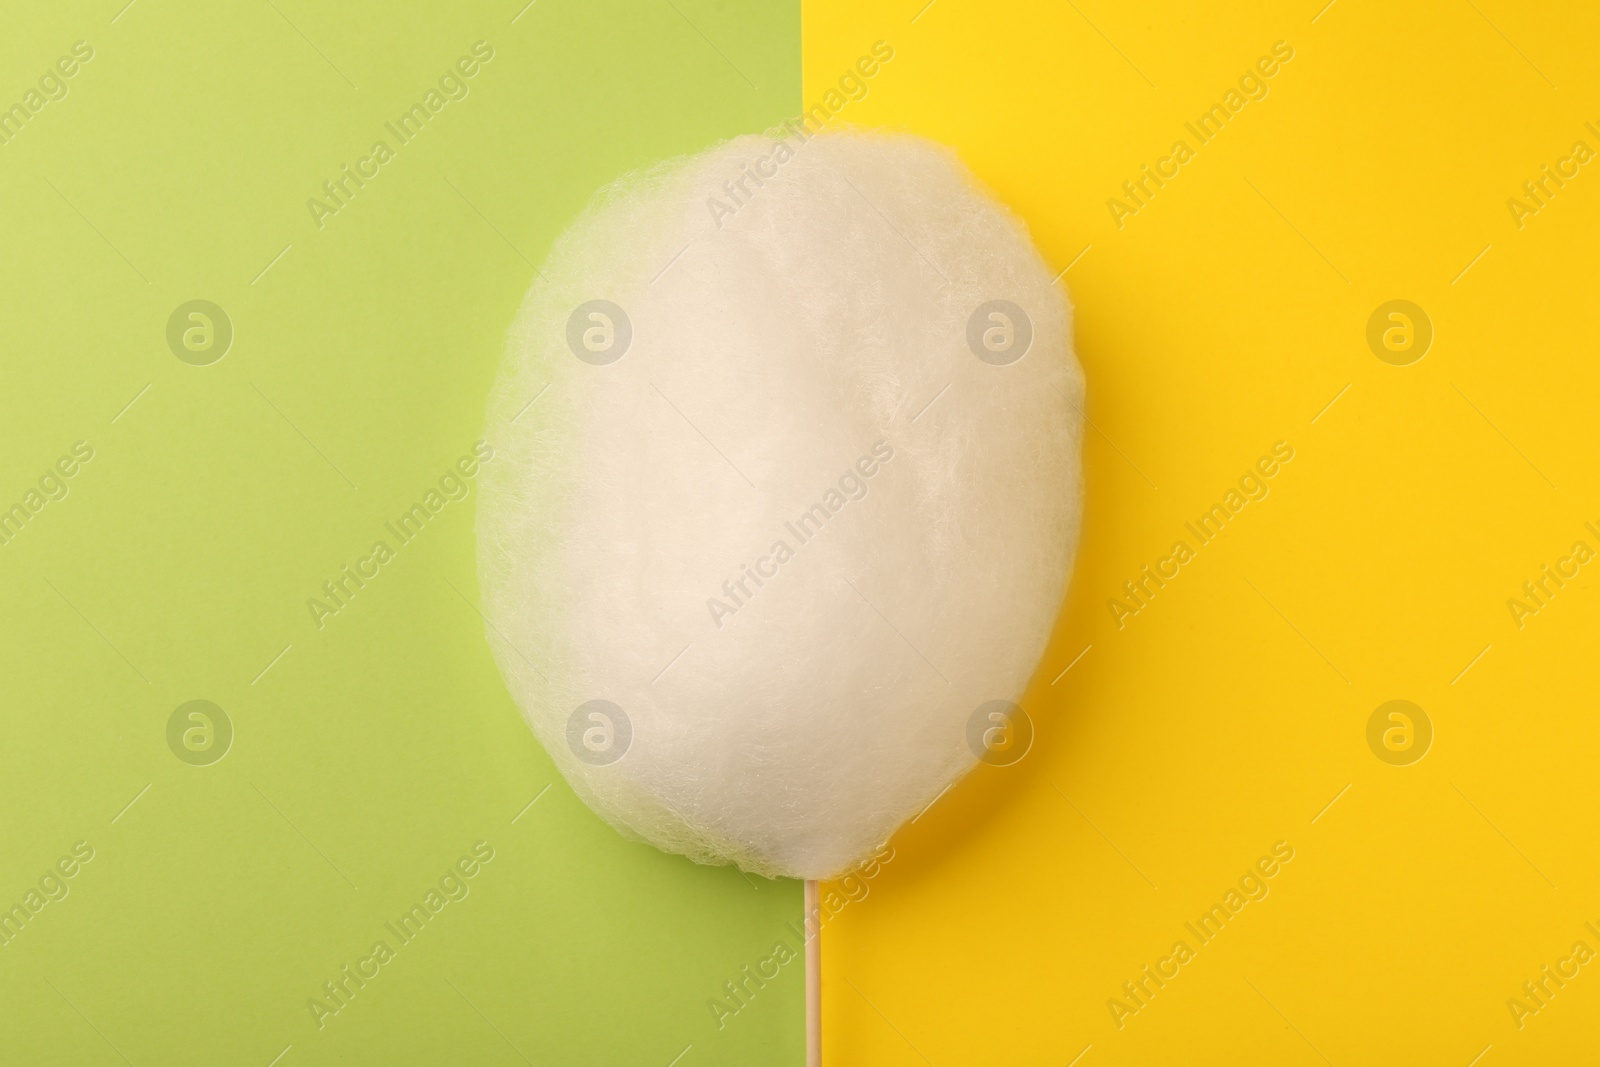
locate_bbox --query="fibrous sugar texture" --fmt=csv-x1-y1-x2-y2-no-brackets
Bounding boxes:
478,130,1084,880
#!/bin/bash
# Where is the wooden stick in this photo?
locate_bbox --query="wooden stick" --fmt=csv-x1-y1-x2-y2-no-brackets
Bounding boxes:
805,878,821,1066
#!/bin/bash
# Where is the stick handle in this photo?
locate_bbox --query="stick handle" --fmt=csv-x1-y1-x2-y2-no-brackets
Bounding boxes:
805,879,821,1067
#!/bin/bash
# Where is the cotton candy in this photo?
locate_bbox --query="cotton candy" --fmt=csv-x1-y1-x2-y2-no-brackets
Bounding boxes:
477,129,1083,880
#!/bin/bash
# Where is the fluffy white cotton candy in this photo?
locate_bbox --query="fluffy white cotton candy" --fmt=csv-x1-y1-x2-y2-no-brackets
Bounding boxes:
478,130,1083,880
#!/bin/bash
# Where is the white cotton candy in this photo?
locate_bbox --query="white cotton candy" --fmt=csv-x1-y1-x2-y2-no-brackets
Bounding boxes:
477,129,1083,880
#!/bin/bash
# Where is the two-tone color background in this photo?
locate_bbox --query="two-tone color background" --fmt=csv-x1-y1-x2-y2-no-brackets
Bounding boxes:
2,0,1597,1063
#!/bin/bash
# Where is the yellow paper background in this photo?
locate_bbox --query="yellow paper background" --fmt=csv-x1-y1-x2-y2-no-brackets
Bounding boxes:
805,2,1600,1064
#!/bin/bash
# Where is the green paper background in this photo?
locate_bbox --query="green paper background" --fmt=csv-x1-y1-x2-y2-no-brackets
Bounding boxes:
0,1,802,1063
